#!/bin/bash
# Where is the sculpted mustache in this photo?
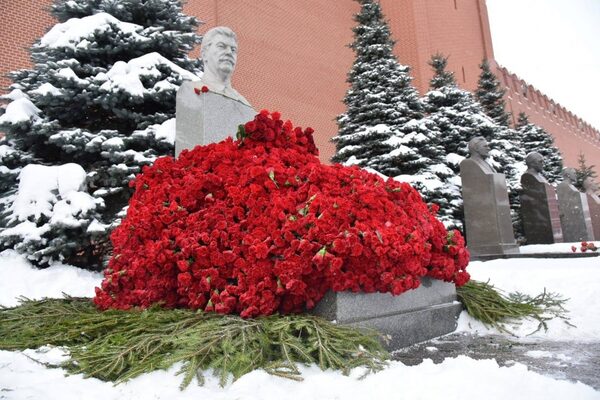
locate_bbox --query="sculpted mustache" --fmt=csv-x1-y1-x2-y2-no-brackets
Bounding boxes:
219,57,235,63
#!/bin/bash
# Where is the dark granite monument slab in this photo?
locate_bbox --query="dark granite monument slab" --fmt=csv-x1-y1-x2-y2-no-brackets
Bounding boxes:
460,137,519,257
556,168,594,242
585,194,600,240
312,277,461,350
520,173,563,244
583,178,600,240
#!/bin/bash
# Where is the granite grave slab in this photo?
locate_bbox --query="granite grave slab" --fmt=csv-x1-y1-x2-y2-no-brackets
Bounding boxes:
312,277,461,350
520,169,563,244
556,169,594,242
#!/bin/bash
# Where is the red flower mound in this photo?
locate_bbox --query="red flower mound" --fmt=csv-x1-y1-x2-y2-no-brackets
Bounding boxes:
94,110,470,318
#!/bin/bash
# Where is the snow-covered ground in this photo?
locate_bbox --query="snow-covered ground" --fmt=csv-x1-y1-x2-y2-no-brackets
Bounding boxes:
1,245,599,399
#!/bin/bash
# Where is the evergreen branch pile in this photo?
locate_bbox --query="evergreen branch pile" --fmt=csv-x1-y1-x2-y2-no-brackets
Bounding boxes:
456,280,572,335
0,297,389,388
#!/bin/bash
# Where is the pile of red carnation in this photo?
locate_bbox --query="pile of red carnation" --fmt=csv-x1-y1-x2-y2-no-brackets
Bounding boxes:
94,110,470,318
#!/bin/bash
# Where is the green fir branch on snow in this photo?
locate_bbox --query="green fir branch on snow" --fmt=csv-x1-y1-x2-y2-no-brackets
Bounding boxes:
0,297,389,389
456,280,573,335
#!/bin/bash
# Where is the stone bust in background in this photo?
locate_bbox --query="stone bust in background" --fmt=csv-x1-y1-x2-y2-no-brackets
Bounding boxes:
524,152,546,182
459,136,518,256
520,151,563,244
561,167,577,186
198,26,251,107
467,136,495,173
583,177,599,199
583,177,600,240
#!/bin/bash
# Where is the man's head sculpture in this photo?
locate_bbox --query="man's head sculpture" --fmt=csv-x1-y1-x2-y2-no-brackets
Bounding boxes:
201,26,238,85
583,177,599,194
468,136,490,159
525,152,544,174
562,167,577,184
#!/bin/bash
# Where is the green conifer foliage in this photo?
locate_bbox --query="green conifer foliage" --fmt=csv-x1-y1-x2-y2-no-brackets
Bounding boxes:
0,0,202,268
332,0,424,177
574,151,597,191
475,59,511,127
423,55,525,231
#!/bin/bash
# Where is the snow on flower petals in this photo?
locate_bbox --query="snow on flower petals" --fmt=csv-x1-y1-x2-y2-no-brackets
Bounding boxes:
94,111,469,317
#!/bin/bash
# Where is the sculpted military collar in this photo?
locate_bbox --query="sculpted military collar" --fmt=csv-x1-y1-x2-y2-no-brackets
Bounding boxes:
471,155,496,174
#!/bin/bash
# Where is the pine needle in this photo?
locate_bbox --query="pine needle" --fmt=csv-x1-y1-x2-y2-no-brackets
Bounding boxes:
0,297,388,389
456,280,572,335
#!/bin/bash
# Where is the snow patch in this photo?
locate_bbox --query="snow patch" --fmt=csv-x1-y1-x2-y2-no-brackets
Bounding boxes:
446,153,465,166
152,118,177,144
0,351,598,400
101,137,125,150
456,256,600,341
388,145,414,157
0,250,101,307
100,52,198,96
8,163,90,221
30,82,62,96
0,98,41,125
363,167,387,180
55,67,87,85
40,12,146,49
0,88,28,101
343,155,363,167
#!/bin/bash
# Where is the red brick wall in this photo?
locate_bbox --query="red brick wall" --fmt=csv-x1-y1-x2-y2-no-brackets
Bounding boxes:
0,0,598,168
0,0,54,92
386,0,495,93
494,62,600,168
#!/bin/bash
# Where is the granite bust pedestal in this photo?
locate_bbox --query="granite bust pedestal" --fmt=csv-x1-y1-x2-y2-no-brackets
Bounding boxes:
175,82,255,156
583,177,600,240
520,152,563,244
460,137,518,256
556,168,594,242
175,26,255,156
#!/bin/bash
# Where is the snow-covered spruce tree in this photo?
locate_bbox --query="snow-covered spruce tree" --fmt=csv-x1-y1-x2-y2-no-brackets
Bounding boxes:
332,0,426,177
516,112,563,184
423,54,525,230
475,59,511,127
574,151,598,192
0,0,202,268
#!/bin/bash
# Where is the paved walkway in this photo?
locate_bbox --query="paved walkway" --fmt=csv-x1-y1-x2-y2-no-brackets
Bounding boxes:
392,333,600,390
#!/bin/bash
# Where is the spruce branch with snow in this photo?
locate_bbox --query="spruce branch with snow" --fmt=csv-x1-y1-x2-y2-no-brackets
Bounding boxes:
0,164,105,268
332,0,425,177
0,0,203,268
574,151,598,192
475,59,511,127
423,54,525,230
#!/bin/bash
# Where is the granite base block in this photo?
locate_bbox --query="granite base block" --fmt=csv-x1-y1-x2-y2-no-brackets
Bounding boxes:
471,251,600,261
311,277,461,350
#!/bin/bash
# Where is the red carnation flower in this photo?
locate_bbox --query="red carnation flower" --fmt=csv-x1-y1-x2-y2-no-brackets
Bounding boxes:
194,86,210,95
93,111,470,317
